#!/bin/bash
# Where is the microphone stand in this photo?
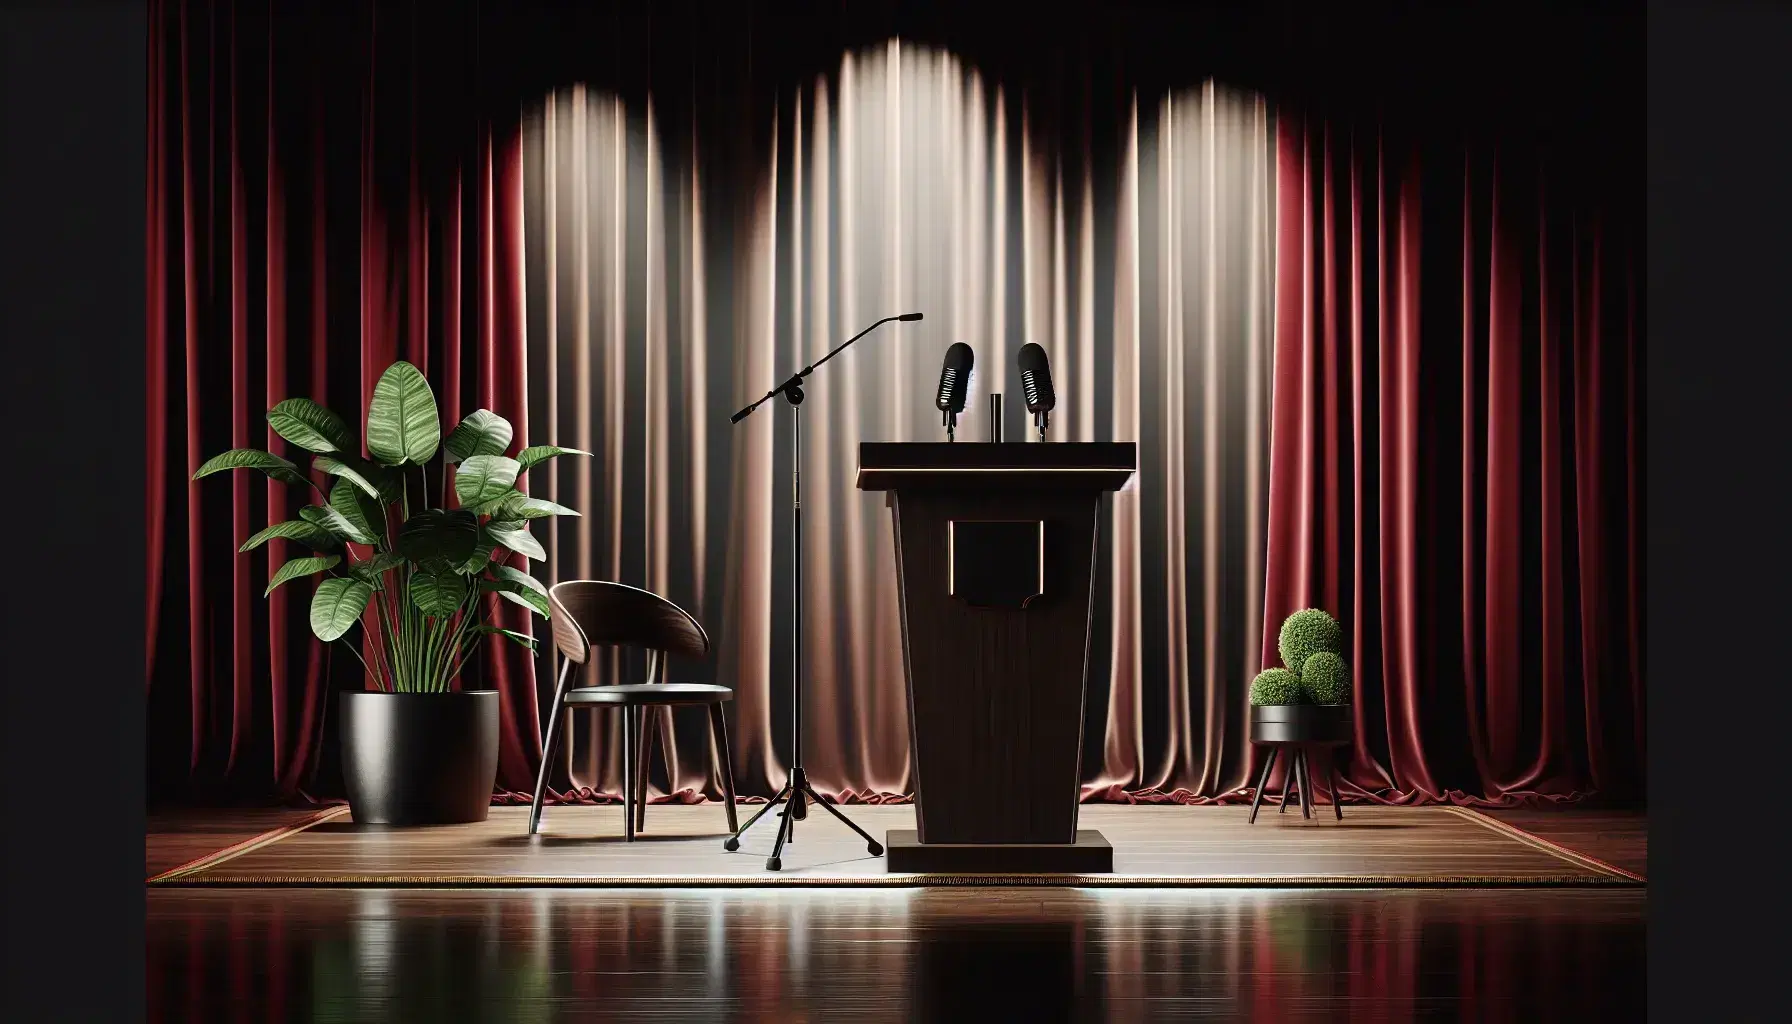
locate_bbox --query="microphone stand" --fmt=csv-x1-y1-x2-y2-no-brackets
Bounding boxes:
724,314,917,870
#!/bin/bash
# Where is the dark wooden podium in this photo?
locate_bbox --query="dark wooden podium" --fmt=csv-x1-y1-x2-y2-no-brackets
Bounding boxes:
858,441,1136,872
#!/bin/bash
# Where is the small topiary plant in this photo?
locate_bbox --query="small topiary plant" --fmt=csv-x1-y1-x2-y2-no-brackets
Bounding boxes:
1279,608,1343,680
1300,651,1352,705
1249,668,1307,707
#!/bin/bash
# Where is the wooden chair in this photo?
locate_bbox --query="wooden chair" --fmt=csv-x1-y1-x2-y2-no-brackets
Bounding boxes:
529,580,739,840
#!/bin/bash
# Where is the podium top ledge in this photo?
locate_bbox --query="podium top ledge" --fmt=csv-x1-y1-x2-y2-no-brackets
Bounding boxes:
856,441,1136,491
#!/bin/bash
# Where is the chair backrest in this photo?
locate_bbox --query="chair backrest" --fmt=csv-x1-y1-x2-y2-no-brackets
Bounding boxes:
547,580,710,667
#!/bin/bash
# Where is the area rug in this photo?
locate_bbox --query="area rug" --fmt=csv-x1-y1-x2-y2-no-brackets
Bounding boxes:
149,803,1641,887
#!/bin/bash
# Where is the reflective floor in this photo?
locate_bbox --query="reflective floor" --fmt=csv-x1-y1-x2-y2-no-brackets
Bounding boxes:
146,887,1643,1022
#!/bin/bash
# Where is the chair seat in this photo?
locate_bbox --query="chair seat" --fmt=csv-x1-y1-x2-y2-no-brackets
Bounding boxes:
563,683,733,706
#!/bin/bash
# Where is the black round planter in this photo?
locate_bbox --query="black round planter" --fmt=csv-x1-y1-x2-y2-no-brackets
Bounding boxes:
1250,703,1352,744
340,690,499,825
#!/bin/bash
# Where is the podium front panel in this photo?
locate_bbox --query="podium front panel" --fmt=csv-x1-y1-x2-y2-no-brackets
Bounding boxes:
891,485,1100,846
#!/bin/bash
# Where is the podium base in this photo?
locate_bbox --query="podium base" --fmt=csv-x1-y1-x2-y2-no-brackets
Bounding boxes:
884,829,1114,874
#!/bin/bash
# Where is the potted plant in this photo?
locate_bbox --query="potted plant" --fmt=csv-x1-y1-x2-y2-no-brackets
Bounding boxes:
193,361,586,824
1249,608,1352,743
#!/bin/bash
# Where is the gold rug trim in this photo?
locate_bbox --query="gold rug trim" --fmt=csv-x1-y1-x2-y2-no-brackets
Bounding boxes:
147,804,1642,888
152,871,1635,888
147,805,351,883
1442,806,1644,883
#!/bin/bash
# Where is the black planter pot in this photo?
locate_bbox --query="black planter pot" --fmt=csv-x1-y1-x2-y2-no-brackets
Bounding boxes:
1250,703,1352,744
340,690,500,825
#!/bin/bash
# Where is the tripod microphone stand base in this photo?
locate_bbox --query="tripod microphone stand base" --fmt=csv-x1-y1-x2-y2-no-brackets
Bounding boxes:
722,768,885,871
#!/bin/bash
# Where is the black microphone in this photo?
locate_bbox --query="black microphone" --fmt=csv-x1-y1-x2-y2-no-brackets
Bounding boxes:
897,312,924,322
1017,342,1056,438
936,342,974,441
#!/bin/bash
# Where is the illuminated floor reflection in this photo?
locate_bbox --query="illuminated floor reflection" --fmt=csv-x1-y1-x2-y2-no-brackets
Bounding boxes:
147,887,1643,1022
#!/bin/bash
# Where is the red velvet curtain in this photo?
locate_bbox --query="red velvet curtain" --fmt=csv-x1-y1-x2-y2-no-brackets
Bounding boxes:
146,0,542,801
1262,112,1644,805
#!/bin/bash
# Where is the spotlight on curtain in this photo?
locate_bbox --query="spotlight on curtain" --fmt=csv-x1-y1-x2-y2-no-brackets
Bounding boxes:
521,86,722,804
521,50,1276,805
1090,83,1277,802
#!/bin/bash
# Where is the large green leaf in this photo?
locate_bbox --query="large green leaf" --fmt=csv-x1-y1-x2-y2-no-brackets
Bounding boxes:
193,448,315,490
495,589,550,618
313,454,396,502
345,552,404,589
239,519,341,554
463,489,517,517
454,455,522,508
299,503,380,546
480,577,551,617
473,624,538,652
395,509,480,564
489,564,548,599
264,554,341,597
515,445,591,472
310,577,374,642
365,360,440,466
409,568,469,617
506,495,579,519
486,521,546,561
267,398,355,454
328,477,388,541
471,490,581,519
457,537,496,575
462,488,579,520
444,409,514,463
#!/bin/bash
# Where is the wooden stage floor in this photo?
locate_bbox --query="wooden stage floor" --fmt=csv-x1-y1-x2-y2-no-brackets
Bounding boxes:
146,804,1646,1020
147,886,1645,1022
149,803,1643,886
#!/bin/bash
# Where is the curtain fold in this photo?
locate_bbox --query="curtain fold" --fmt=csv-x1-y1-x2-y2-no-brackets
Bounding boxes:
146,0,542,801
1261,112,1644,805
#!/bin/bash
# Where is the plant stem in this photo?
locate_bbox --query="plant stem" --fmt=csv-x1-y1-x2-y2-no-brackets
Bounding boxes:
413,590,429,691
336,630,376,689
326,564,389,689
422,611,446,692
366,584,397,692
416,594,430,691
401,576,417,693
443,591,473,659
381,566,410,693
442,591,495,686
428,616,445,692
438,591,479,687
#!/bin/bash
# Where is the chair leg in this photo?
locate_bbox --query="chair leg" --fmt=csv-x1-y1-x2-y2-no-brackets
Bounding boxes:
709,703,740,834
529,696,568,836
635,706,659,834
1248,746,1278,825
621,706,636,843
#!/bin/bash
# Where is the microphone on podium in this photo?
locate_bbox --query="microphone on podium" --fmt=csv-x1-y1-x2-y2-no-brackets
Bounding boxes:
1017,342,1056,438
935,342,974,442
